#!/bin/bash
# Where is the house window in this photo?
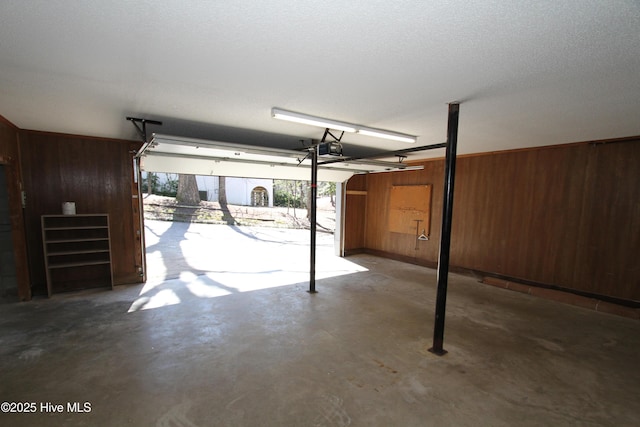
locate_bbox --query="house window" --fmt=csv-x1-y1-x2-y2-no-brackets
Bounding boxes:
251,187,268,207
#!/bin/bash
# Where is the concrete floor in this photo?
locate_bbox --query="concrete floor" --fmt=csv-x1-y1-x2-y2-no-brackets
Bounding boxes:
1,220,639,426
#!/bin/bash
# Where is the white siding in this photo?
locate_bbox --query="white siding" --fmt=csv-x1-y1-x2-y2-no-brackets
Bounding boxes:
142,172,272,207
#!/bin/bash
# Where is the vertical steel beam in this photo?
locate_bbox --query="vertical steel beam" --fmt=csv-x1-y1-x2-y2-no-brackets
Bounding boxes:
429,102,460,356
309,145,318,293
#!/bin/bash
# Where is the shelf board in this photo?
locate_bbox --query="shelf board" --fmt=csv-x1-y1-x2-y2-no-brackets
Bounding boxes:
44,225,108,231
47,249,110,256
42,214,108,217
48,260,111,269
46,237,109,243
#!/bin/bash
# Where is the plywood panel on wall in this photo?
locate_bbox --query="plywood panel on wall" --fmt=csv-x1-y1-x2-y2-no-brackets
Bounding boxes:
20,131,143,295
388,185,431,235
362,165,443,261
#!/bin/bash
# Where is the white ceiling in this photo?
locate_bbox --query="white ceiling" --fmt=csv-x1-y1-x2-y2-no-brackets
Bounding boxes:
1,1,639,160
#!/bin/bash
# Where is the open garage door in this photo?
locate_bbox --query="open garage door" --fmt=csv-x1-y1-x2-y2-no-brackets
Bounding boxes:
138,134,419,182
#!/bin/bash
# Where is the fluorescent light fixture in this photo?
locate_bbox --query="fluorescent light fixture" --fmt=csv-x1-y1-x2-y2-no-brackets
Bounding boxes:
272,108,356,133
357,128,416,143
271,107,416,143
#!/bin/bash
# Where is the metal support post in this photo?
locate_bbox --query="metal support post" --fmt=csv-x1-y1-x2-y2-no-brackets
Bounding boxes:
309,144,318,293
429,103,460,356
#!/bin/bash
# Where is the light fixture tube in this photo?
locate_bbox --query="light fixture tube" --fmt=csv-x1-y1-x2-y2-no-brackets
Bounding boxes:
357,128,417,143
271,108,357,133
272,107,416,143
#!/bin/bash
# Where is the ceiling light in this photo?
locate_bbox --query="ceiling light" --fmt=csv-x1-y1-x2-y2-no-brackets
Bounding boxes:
271,107,416,143
357,128,416,143
272,108,356,133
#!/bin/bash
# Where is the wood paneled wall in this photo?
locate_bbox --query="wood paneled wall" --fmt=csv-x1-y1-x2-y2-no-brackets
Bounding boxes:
0,117,30,300
345,139,640,303
344,174,367,251
20,130,143,295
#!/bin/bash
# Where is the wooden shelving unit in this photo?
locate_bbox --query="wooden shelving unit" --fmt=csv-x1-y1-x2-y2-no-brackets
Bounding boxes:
41,214,113,296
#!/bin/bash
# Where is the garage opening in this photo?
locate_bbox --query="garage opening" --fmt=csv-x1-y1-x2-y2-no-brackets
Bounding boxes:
130,170,363,312
130,133,422,311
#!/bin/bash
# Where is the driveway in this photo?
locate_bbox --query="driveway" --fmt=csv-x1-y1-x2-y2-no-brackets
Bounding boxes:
142,219,353,292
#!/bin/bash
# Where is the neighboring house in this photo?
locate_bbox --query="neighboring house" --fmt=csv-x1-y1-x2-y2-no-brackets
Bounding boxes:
219,177,273,208
143,172,273,208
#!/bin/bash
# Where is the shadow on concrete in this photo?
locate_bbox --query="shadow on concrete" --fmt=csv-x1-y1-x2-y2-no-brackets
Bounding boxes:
219,198,237,226
135,220,240,311
136,218,344,312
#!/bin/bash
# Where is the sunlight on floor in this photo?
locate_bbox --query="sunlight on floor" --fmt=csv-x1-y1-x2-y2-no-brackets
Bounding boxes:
128,258,368,312
129,220,369,313
128,288,182,312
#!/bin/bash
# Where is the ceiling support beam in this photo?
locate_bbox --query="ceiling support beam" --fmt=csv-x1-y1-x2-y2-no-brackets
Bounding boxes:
317,142,447,167
429,102,460,356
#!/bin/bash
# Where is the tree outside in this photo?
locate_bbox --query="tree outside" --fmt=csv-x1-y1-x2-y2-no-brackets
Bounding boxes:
142,172,178,197
273,180,336,216
176,174,200,205
218,176,227,205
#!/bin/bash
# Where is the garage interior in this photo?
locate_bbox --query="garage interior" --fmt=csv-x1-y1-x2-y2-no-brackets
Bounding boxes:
1,2,639,426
